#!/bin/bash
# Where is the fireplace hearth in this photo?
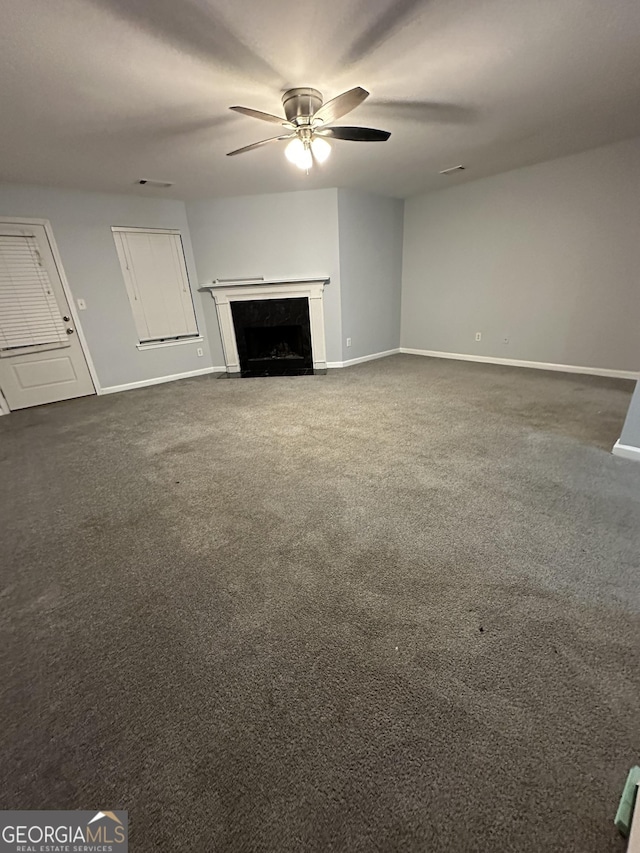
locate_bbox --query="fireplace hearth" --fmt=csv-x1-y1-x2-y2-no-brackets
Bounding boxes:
231,298,314,377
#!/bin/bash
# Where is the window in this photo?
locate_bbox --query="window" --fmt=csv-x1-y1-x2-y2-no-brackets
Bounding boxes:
112,228,199,345
0,232,68,357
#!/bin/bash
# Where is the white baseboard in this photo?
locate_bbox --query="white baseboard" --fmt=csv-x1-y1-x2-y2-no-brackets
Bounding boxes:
612,440,640,462
99,366,226,395
399,348,639,381
327,348,400,369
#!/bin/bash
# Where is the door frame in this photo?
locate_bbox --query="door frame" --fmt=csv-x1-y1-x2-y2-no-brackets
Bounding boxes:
0,217,100,411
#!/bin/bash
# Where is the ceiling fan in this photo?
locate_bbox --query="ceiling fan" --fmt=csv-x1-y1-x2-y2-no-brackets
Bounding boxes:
227,87,391,170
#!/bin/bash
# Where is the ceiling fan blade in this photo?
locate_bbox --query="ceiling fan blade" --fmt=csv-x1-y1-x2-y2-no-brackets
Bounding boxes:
230,106,293,127
312,87,369,125
316,126,391,142
227,133,294,156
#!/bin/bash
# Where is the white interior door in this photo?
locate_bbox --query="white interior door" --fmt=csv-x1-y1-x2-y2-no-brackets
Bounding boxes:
0,222,95,410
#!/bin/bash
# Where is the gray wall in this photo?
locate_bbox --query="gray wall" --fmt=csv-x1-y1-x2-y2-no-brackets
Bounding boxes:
0,183,215,389
620,382,640,449
186,189,342,364
337,189,403,361
401,137,640,372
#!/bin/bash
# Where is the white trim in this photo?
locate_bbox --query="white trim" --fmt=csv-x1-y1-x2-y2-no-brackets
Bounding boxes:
201,276,330,291
111,226,181,235
100,366,226,395
612,440,640,462
136,336,203,351
399,348,639,380
0,216,102,394
327,348,401,369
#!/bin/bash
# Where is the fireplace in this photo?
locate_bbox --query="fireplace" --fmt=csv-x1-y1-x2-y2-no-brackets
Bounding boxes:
201,277,330,376
230,297,314,377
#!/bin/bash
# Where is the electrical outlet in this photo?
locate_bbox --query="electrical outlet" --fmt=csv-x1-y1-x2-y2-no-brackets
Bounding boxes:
77,299,87,310
197,347,204,357
346,337,352,347
475,332,481,342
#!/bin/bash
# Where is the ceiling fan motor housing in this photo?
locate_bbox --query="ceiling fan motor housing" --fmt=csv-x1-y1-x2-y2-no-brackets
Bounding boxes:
282,88,323,124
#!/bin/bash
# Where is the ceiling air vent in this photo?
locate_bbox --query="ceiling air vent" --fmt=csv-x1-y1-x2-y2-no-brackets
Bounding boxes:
439,165,465,175
137,179,174,188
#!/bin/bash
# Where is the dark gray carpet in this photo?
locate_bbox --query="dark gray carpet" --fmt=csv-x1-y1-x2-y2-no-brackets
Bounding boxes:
1,354,639,852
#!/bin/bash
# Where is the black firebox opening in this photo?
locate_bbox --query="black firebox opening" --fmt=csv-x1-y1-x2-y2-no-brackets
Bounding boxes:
245,325,304,362
230,297,314,377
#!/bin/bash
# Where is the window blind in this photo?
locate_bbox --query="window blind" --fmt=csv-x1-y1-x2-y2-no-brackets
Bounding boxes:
113,230,198,343
0,235,67,352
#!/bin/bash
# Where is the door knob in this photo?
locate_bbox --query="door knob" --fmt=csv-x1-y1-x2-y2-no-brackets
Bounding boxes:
66,328,74,335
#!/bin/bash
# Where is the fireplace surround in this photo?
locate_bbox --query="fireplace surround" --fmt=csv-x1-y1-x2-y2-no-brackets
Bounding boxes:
201,277,330,376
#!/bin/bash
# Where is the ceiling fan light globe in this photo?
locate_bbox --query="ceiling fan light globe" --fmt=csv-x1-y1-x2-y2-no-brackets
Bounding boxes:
285,138,312,169
285,137,304,165
311,136,331,163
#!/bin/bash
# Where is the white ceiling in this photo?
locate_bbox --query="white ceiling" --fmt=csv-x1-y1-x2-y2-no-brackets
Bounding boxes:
1,0,640,200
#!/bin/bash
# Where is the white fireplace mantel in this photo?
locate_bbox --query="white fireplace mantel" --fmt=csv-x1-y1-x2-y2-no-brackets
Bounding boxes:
199,277,330,374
